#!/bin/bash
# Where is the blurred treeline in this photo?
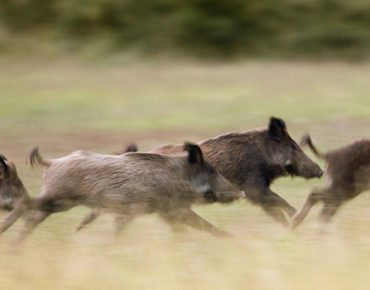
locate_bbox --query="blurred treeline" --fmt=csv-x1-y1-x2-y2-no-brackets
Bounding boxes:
1,0,370,58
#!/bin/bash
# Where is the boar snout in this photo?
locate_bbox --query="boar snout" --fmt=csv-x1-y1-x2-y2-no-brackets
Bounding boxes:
290,143,323,179
303,157,324,178
299,161,323,179
284,159,322,179
315,167,324,178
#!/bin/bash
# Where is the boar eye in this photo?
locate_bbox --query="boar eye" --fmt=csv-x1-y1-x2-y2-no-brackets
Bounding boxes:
290,142,299,150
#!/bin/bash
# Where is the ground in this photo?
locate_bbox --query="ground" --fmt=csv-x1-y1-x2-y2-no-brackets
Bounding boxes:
0,58,370,290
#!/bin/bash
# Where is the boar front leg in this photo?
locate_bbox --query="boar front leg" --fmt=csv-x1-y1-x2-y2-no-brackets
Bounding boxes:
161,209,231,237
245,188,295,226
263,189,296,217
17,210,50,242
262,206,289,226
0,198,28,234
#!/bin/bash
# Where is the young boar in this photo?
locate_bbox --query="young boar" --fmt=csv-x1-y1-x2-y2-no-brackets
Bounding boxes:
0,155,28,211
0,143,243,241
151,117,323,226
291,135,370,228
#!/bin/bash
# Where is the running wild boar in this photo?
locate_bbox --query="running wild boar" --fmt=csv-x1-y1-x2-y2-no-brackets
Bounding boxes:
291,134,370,228
0,143,243,241
151,117,323,226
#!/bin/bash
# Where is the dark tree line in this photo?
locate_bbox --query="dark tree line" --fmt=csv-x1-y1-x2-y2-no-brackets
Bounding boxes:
1,0,370,58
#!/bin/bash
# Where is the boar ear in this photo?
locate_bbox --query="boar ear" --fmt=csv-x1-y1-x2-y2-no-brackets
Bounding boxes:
184,142,204,164
0,155,9,179
268,117,287,142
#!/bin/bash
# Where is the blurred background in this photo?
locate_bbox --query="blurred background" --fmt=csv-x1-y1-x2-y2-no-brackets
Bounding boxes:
1,1,370,290
2,0,370,58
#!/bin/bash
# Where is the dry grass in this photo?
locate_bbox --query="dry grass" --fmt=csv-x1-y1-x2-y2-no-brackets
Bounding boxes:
0,59,370,290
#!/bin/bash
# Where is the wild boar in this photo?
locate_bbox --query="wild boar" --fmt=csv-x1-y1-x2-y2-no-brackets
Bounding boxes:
291,134,370,228
0,143,243,241
151,117,323,226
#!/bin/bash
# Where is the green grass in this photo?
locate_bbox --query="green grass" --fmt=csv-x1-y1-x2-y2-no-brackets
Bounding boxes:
1,59,370,290
1,60,370,132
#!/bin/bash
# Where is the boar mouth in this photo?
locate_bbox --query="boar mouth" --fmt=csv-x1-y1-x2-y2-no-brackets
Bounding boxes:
203,190,218,203
0,203,13,211
217,191,241,204
284,163,299,177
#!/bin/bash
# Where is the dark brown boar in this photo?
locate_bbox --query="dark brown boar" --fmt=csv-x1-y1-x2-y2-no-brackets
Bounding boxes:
0,143,243,241
151,117,323,226
291,134,370,229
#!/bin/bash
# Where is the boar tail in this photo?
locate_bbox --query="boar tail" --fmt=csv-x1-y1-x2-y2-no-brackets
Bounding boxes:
300,134,326,160
29,147,51,168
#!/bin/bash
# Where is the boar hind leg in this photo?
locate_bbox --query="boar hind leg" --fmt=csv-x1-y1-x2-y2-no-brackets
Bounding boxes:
162,209,230,237
0,199,28,234
76,209,100,232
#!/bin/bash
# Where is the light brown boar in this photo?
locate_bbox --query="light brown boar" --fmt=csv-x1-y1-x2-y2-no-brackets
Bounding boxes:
0,143,243,241
291,134,370,228
151,117,323,226
0,144,138,231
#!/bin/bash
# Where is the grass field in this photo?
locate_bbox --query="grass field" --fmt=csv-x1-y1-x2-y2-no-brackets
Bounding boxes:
1,58,370,290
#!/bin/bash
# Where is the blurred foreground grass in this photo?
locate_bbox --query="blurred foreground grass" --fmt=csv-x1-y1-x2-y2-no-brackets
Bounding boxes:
0,59,370,290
